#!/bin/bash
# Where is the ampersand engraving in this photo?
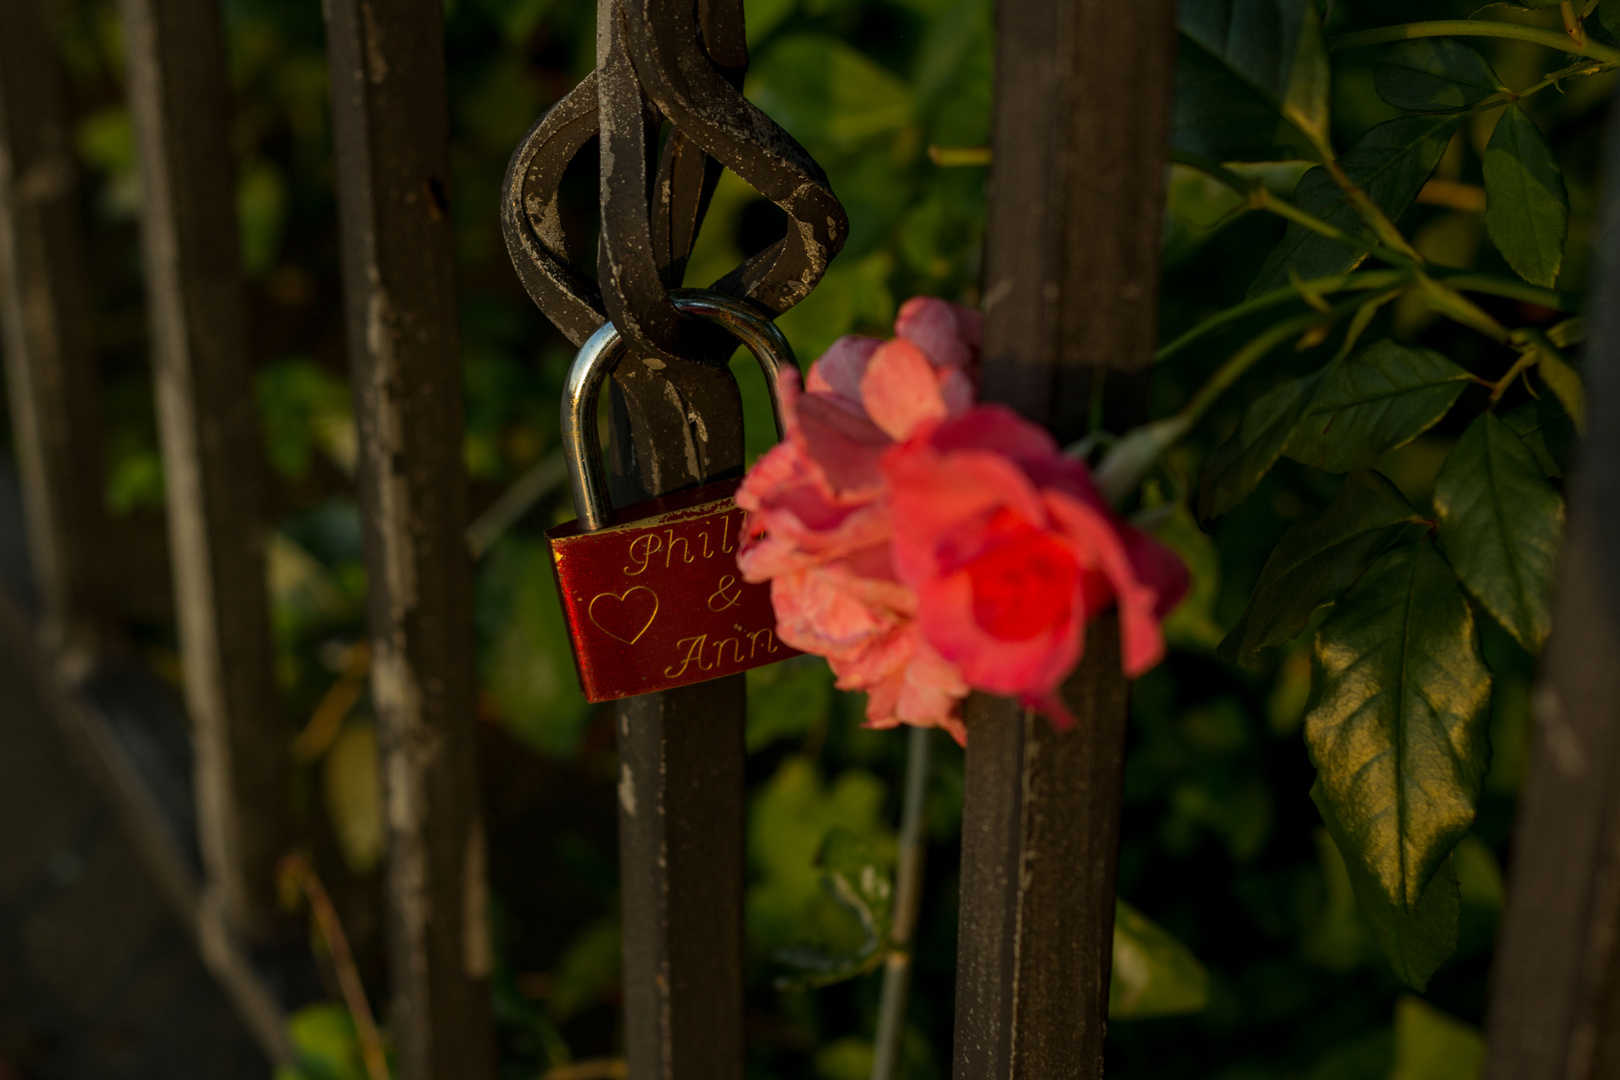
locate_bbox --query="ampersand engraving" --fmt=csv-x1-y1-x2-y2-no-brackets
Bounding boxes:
708,574,742,611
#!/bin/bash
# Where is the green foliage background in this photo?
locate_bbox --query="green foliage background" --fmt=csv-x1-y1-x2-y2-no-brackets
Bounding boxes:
25,0,1612,1076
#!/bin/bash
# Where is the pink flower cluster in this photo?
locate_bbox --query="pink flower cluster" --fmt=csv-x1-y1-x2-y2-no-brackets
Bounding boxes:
736,298,1188,744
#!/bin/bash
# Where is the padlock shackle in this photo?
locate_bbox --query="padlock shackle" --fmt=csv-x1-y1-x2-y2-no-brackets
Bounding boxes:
560,289,798,532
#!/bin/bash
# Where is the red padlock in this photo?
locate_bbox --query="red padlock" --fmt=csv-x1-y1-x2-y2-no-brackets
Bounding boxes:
546,290,801,702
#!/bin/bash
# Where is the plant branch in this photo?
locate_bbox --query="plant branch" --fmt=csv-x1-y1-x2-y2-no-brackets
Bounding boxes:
1154,270,1408,365
872,725,932,1080
1332,20,1620,64
1432,272,1580,311
279,854,391,1080
291,640,371,763
1562,2,1589,48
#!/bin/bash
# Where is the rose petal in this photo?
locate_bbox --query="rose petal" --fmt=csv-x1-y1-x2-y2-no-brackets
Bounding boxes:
896,297,980,371
860,339,949,441
808,335,882,405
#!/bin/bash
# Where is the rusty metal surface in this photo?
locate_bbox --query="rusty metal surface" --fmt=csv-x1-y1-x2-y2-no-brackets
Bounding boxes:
0,0,111,667
118,0,289,944
323,1,495,1076
953,1,1180,1078
500,0,847,356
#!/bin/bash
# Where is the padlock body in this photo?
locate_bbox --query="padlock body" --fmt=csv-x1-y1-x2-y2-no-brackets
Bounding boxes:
547,478,798,701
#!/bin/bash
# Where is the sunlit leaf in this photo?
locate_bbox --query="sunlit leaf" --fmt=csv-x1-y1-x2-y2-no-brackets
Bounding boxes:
1176,0,1332,159
1374,39,1504,112
285,1003,367,1080
1536,349,1585,434
1252,115,1460,296
1484,106,1568,289
1314,785,1460,991
1392,996,1485,1080
815,1038,877,1080
1434,412,1563,651
323,720,384,876
1306,540,1491,911
1110,900,1210,1019
1220,471,1427,665
1286,340,1471,473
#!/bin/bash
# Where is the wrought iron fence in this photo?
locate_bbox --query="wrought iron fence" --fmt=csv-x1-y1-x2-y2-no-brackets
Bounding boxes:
0,0,1617,1078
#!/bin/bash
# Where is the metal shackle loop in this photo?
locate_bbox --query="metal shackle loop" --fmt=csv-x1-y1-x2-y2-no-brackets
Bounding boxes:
560,288,797,532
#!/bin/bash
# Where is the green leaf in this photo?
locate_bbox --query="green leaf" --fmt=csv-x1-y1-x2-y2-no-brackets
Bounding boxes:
1314,784,1461,991
1392,996,1486,1080
1176,0,1332,158
1286,340,1471,473
746,659,833,752
478,539,591,758
744,0,797,47
1220,471,1428,664
1502,395,1576,478
1199,372,1326,522
548,917,623,1021
775,827,895,989
323,720,384,876
1252,115,1460,296
1433,412,1564,651
1306,540,1491,911
749,35,914,145
285,1003,367,1080
1110,900,1211,1019
1374,39,1505,112
1604,0,1620,37
1155,503,1225,651
750,757,893,965
1484,106,1569,289
1536,349,1586,433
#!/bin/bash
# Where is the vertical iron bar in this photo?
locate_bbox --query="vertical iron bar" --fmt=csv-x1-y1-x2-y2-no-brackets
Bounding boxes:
604,218,750,1080
119,0,288,942
953,2,1178,1077
322,2,495,1076
594,3,749,1077
0,0,110,671
1482,81,1620,1080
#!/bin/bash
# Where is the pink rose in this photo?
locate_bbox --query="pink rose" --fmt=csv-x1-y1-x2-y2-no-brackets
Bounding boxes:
737,299,981,740
736,297,1184,741
884,407,1188,724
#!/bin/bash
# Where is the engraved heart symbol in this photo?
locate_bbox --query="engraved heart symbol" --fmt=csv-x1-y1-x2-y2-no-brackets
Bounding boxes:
588,586,660,645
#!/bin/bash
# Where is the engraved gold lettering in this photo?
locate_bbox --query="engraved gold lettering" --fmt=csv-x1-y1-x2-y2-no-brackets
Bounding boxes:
664,635,711,679
665,528,694,567
748,628,779,657
625,533,661,576
719,513,734,554
700,529,713,559
711,637,745,666
708,574,741,612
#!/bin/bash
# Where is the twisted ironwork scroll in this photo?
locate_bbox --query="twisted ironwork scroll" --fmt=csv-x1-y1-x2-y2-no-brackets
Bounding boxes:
501,0,848,361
